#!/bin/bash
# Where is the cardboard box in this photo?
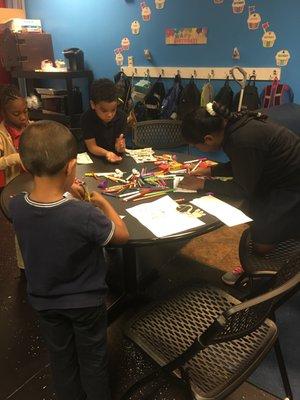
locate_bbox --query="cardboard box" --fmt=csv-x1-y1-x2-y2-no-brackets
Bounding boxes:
0,18,42,33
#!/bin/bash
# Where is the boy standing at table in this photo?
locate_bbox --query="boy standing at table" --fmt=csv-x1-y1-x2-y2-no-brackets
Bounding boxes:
10,120,129,400
81,78,127,163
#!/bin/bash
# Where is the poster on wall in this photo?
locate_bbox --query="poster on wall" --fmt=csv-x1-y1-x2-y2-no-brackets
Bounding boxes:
165,27,208,45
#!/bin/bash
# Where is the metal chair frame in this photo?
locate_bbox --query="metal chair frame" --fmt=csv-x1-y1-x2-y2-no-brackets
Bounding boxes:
121,256,299,400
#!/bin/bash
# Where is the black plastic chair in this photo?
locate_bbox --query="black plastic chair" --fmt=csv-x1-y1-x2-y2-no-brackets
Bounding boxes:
238,227,300,281
121,255,299,400
132,119,188,150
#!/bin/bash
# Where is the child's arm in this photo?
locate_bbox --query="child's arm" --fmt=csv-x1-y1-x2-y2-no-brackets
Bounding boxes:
0,141,21,170
90,191,129,244
115,134,126,153
85,138,122,163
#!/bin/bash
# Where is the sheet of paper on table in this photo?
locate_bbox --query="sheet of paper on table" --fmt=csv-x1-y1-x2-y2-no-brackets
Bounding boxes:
125,147,157,163
191,195,252,227
126,195,205,238
173,176,197,193
77,152,93,164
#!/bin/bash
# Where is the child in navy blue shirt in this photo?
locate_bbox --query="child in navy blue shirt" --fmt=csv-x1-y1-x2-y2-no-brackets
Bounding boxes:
10,120,129,400
81,78,127,163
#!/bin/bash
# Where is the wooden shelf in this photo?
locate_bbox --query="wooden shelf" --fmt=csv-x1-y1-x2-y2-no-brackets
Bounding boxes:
11,70,94,80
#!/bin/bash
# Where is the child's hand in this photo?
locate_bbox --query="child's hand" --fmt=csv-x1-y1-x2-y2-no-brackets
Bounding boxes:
4,153,21,167
90,191,107,208
178,176,205,191
115,134,126,153
105,151,123,163
69,181,85,200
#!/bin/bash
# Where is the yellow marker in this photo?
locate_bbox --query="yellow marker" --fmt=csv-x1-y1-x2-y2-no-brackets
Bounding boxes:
83,184,90,202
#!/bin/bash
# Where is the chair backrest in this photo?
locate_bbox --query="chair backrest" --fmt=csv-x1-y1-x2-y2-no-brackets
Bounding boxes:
201,254,300,347
239,227,300,273
132,119,186,149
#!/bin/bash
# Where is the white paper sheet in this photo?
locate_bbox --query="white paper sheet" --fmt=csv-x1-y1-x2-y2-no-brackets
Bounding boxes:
126,195,204,238
191,195,252,227
125,147,157,163
77,152,93,164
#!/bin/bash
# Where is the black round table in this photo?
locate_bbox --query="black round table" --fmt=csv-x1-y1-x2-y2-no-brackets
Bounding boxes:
1,152,224,322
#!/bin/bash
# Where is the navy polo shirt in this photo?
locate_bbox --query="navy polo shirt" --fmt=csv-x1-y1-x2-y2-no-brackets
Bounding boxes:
10,194,115,311
81,108,127,152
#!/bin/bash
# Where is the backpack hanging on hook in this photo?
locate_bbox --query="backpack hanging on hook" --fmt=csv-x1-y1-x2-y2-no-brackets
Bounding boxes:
144,75,166,120
214,76,234,111
260,77,294,108
233,74,261,111
161,73,183,119
178,76,200,119
114,71,133,114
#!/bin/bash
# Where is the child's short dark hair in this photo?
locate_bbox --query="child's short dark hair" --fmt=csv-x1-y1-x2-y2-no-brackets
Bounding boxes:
0,84,22,113
90,78,118,104
20,120,77,176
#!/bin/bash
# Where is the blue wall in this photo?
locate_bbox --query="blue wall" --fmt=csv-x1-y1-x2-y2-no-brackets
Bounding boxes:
25,0,300,101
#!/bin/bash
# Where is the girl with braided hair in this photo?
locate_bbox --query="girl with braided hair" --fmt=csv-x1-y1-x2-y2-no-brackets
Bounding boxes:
180,101,300,284
0,84,29,189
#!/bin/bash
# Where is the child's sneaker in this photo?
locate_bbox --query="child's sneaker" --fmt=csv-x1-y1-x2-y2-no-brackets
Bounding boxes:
221,266,244,286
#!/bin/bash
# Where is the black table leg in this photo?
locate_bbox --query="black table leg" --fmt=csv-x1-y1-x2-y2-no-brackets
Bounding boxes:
107,246,139,325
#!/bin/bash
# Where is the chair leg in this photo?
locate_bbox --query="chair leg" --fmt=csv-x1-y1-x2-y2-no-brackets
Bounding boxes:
273,338,294,400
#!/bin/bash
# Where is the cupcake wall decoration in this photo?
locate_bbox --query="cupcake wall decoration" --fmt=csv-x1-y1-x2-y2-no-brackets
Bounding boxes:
131,20,140,35
247,6,261,30
276,50,291,66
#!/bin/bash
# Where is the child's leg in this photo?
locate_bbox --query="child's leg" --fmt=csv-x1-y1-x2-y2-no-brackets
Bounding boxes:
38,310,86,400
73,303,110,400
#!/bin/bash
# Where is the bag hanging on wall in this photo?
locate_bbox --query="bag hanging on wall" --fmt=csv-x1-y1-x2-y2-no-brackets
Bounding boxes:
161,74,183,119
178,76,200,119
260,77,294,108
214,77,234,111
233,75,261,111
200,81,214,107
114,71,133,114
144,76,166,120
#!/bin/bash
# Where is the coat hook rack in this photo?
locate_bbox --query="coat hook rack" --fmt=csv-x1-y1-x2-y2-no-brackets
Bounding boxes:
122,66,281,81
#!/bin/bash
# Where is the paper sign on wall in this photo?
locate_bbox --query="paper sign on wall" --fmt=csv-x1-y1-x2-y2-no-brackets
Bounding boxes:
232,0,245,14
165,27,208,45
261,22,276,48
131,20,140,35
140,2,151,21
155,0,166,9
247,6,261,30
276,50,291,66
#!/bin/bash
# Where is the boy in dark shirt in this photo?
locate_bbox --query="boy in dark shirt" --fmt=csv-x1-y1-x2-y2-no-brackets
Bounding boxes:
81,78,127,163
180,102,300,283
10,120,129,400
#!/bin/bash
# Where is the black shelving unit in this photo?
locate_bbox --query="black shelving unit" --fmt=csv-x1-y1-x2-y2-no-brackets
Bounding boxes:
12,70,94,129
